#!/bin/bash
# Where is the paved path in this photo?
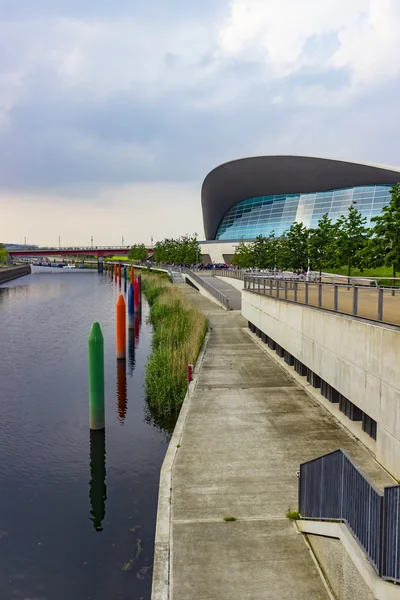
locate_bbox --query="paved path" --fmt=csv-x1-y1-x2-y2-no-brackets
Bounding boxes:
196,272,242,310
169,287,392,600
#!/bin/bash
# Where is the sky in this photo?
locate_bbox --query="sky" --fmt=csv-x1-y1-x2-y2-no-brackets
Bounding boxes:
1,0,400,246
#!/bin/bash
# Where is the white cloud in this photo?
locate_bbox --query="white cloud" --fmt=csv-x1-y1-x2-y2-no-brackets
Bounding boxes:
218,0,400,91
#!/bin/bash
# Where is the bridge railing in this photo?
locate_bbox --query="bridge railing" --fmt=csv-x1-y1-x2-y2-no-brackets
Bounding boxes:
299,449,400,582
181,268,230,309
243,274,400,326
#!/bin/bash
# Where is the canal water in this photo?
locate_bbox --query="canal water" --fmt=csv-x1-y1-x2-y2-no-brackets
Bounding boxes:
0,268,173,600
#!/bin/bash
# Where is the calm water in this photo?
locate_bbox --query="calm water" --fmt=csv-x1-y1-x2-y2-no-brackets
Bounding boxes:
0,268,173,600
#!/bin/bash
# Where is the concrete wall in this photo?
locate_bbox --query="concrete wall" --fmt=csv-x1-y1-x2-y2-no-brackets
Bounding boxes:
0,264,31,284
199,240,243,264
242,290,400,478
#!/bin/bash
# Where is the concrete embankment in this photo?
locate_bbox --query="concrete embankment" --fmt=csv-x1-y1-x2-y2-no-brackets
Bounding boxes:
152,285,392,600
0,264,31,284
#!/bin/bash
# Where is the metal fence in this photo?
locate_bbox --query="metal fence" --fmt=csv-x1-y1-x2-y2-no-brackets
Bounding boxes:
181,268,230,309
243,274,400,326
299,449,400,581
212,269,245,281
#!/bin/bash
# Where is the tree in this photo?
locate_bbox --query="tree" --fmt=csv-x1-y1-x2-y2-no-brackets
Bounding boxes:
232,241,253,268
0,243,8,264
282,222,309,271
129,244,147,261
368,183,400,286
153,235,200,266
332,203,371,277
308,214,338,278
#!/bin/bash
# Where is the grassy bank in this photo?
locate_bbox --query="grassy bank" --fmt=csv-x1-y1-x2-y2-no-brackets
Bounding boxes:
142,274,208,415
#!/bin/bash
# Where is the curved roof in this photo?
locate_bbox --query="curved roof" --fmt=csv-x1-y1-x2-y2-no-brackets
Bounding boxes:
201,156,400,240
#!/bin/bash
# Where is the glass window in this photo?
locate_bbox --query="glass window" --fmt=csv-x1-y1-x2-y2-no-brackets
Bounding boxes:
215,185,393,240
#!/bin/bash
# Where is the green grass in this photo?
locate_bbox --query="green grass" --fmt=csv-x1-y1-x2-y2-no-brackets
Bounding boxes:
142,274,208,415
324,266,395,279
223,516,237,522
286,509,300,520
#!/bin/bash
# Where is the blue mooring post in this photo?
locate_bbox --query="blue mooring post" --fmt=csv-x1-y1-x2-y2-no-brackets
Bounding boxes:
123,265,127,281
128,283,134,315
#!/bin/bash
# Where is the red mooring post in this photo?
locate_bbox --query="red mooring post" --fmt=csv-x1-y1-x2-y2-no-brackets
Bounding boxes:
134,277,139,311
118,264,121,282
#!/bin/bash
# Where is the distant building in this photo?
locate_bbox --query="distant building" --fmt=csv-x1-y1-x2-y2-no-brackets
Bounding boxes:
199,156,400,264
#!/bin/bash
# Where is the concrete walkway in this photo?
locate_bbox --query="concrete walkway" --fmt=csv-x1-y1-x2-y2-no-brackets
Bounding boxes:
196,272,242,310
169,287,392,600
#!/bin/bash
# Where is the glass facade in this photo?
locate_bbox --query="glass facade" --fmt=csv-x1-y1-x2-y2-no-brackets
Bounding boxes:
215,185,392,240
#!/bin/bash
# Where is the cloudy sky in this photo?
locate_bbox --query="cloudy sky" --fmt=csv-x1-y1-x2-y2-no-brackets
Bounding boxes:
1,0,400,246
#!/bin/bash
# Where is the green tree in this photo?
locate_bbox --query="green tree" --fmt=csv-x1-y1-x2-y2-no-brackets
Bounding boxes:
368,183,400,286
333,203,371,278
153,235,200,266
308,214,338,278
129,244,147,261
0,243,8,264
232,241,253,268
280,222,309,271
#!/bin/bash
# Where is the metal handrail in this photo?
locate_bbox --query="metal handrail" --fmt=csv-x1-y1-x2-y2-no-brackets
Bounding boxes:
181,268,230,309
299,449,400,582
243,274,400,325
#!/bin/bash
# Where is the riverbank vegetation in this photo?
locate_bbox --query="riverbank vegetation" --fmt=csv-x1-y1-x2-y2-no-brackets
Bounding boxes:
142,274,207,415
232,183,400,284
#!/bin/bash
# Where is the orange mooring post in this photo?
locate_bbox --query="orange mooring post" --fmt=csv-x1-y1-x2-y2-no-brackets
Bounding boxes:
113,263,117,279
116,294,126,359
130,266,134,283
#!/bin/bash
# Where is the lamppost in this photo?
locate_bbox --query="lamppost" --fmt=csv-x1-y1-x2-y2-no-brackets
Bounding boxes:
24,236,26,247
59,236,61,250
91,236,93,248
122,236,124,247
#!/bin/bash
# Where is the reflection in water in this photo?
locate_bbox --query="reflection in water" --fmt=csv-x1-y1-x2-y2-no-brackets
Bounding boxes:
128,326,136,374
128,310,142,375
116,360,128,423
89,429,107,532
134,308,141,348
145,405,177,439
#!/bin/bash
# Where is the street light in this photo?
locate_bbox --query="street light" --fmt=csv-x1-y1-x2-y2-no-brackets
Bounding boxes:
122,236,124,247
91,236,93,248
59,236,61,249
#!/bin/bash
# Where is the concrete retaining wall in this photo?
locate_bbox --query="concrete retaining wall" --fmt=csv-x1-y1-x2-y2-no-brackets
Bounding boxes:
0,264,31,284
242,290,400,478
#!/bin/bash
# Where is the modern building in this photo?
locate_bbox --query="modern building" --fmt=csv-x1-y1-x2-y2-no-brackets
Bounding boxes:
199,156,400,264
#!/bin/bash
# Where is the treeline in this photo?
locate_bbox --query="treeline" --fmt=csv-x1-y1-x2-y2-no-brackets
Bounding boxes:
128,243,147,261
153,235,200,265
233,183,400,278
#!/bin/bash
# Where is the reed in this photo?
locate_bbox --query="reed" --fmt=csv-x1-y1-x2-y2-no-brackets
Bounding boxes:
142,274,207,415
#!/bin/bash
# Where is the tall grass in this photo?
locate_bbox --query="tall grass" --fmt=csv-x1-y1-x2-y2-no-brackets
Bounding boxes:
142,275,208,415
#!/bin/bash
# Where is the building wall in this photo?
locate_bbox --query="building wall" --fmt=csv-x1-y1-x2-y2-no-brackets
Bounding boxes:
199,240,240,264
242,290,400,478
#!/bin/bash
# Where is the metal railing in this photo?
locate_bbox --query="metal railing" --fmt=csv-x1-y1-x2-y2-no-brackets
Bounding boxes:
243,274,400,326
299,449,400,581
181,268,230,309
213,269,245,281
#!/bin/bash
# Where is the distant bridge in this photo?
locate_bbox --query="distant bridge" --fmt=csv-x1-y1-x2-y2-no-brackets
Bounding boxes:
9,246,154,259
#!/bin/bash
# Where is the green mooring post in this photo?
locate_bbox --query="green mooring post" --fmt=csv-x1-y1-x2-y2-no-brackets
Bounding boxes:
88,322,105,430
